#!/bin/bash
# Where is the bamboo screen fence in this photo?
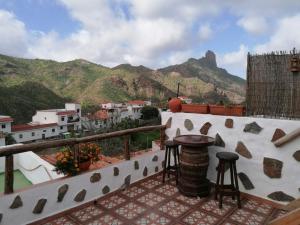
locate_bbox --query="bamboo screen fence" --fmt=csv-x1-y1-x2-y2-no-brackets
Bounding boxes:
246,50,300,119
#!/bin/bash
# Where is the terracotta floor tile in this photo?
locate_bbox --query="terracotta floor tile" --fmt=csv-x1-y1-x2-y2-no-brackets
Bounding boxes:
98,195,126,209
137,192,166,207
43,216,77,225
159,200,189,218
121,186,146,198
69,205,103,222
135,212,171,225
200,199,235,216
86,214,123,225
115,202,146,220
182,209,219,225
155,184,178,197
140,179,161,189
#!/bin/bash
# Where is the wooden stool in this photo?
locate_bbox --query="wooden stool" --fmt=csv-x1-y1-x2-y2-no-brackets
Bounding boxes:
162,140,180,184
215,152,241,209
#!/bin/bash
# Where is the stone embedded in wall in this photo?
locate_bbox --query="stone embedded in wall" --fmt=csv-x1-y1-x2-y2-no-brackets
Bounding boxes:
200,122,212,135
114,167,119,176
293,150,300,162
166,117,172,128
90,173,101,183
243,122,263,134
124,175,131,187
33,199,47,214
184,119,194,131
235,141,252,159
0,213,2,223
74,189,86,202
176,128,181,137
214,133,225,147
10,195,23,209
267,191,295,202
238,173,255,190
102,186,110,194
57,184,69,202
263,157,283,178
225,119,233,128
134,161,139,170
143,167,148,177
152,155,158,162
155,166,159,172
161,160,165,168
271,128,286,142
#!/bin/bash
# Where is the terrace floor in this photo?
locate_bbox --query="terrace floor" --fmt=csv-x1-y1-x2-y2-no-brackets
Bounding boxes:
32,173,287,225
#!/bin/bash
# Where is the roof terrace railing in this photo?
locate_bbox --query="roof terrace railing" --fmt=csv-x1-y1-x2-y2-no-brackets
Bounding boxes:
0,124,167,194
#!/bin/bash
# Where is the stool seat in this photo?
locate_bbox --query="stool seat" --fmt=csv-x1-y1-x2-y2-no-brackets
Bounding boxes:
216,152,239,161
165,140,179,148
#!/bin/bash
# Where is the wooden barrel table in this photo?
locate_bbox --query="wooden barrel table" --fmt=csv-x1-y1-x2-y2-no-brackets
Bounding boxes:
174,135,215,197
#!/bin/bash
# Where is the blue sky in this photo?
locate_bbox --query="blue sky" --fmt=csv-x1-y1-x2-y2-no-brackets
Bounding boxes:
0,0,299,78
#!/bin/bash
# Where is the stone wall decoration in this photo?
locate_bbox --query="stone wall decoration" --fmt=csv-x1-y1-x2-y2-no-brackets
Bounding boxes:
238,173,254,190
134,161,139,170
200,122,212,135
263,157,283,178
267,191,295,202
214,133,225,147
225,119,233,128
113,167,119,176
293,150,300,162
90,173,101,183
124,175,131,187
102,186,110,194
243,122,263,134
0,213,2,223
152,155,158,162
57,184,69,202
166,117,172,128
143,167,148,177
161,160,165,168
74,189,86,202
10,195,23,209
155,166,159,172
176,128,181,137
32,199,47,214
235,141,252,159
271,128,286,142
184,119,194,131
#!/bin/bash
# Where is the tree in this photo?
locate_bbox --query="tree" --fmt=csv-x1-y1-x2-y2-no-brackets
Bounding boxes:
5,133,16,145
141,106,159,120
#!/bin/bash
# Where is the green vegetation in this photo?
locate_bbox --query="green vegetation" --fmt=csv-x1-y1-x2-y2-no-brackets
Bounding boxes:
141,106,159,120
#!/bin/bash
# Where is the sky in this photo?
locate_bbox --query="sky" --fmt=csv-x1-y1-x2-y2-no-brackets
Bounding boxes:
0,0,300,78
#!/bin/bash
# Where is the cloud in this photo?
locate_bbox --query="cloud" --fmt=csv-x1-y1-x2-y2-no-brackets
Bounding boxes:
217,45,249,77
0,10,28,56
237,17,268,35
198,24,213,41
255,14,300,53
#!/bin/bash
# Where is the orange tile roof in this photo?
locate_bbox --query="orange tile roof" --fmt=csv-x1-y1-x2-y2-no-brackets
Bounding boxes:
127,100,145,105
56,110,77,116
0,117,14,123
88,110,109,120
12,123,58,132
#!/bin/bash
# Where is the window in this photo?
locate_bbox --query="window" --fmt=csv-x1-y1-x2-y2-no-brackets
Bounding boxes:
52,128,55,133
77,109,80,113
60,126,63,130
19,134,23,139
32,132,35,137
1,124,6,129
43,130,46,132
61,117,65,121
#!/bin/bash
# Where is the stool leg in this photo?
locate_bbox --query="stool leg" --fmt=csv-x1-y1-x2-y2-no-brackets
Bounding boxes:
176,147,180,177
219,161,225,209
230,162,235,200
162,147,168,183
173,149,178,185
167,146,171,178
233,161,241,208
215,162,221,200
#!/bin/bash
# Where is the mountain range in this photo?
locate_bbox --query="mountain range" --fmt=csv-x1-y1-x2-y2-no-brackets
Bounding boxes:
0,50,245,123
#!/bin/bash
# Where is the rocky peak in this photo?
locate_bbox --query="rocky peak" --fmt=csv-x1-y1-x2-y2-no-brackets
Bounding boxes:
197,50,217,68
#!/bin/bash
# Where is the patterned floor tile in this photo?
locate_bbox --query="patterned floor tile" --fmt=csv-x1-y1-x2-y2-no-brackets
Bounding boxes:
243,199,273,215
98,195,126,209
115,202,146,219
155,184,178,196
135,212,171,225
182,210,219,225
70,205,103,222
137,192,166,207
122,186,145,198
201,199,234,216
86,214,123,225
159,200,189,218
229,209,265,225
176,195,203,205
140,179,162,189
43,216,76,225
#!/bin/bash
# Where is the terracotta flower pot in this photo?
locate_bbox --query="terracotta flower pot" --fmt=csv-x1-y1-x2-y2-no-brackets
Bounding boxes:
209,105,227,115
181,104,209,114
79,161,91,171
168,98,182,113
228,106,245,116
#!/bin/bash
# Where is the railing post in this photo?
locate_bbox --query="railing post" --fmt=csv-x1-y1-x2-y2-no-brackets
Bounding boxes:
160,127,166,150
124,135,130,160
5,155,14,194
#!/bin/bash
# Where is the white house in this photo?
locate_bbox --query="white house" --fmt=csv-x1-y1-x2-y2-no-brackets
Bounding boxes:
0,132,5,146
0,115,13,134
32,103,82,131
178,96,192,104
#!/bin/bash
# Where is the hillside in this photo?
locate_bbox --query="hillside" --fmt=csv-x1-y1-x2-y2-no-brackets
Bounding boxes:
0,51,245,122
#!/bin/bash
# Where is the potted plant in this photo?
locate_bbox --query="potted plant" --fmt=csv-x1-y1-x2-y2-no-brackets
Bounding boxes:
209,104,226,115
181,103,209,114
54,143,101,176
168,98,182,112
227,105,245,116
